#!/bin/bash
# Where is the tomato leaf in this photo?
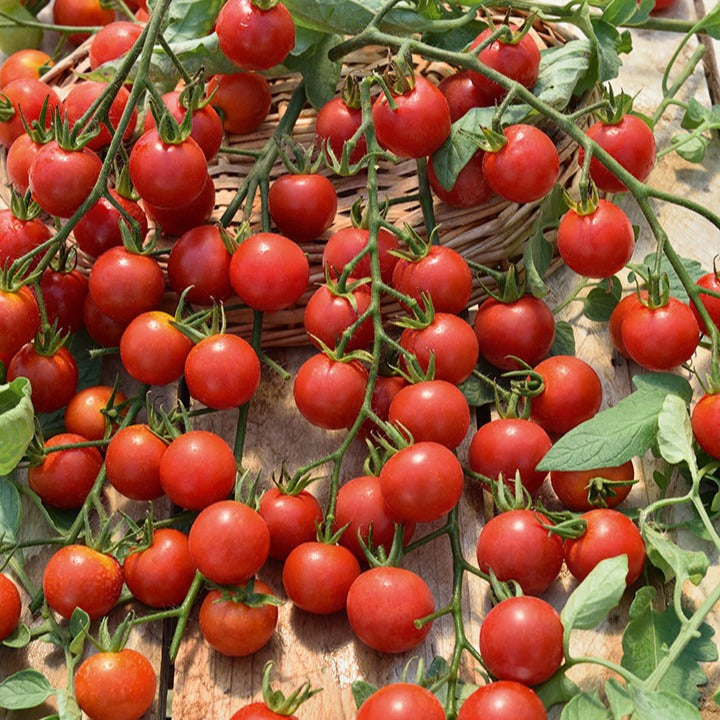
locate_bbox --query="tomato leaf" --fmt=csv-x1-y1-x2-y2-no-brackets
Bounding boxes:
422,20,487,52
601,0,653,26
536,672,580,708
2,622,30,649
559,691,611,720
669,133,708,163
161,0,224,42
283,32,343,109
68,608,91,656
351,680,378,710
583,276,622,322
536,373,692,471
56,689,81,720
605,679,634,720
0,378,35,475
630,686,703,720
458,363,502,408
627,253,706,304
560,554,628,635
656,394,697,472
0,3,42,54
0,475,20,545
621,586,718,704
694,1,720,40
642,525,709,586
549,320,575,357
0,669,54,709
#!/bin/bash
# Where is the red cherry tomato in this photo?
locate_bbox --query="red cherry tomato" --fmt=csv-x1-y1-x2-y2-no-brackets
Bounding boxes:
550,460,635,511
230,704,296,720
356,683,445,720
315,95,366,163
52,0,114,44
438,70,493,121
457,681,547,720
6,133,42,193
303,283,373,351
64,385,128,442
0,208,50,269
207,73,272,135
692,392,720,460
89,21,144,70
0,574,21,641
428,150,491,208
268,173,337,242
38,268,88,334
0,49,53,86
359,374,408,439
608,291,646,358
82,293,128,348
144,172,216,237
0,79,60,148
323,226,400,284
258,487,323,560
0,286,40,367
690,272,720,335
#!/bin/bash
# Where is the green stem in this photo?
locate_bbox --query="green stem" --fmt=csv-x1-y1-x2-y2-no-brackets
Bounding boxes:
415,156,437,240
653,44,706,125
169,571,205,662
234,310,264,460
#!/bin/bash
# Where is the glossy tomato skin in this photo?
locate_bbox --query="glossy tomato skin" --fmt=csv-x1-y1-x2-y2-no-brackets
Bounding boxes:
621,297,699,371
482,124,559,203
565,509,646,585
438,70,492,121
428,150,491,208
64,385,127,442
230,704,295,720
476,509,563,595
480,596,564,685
105,424,168,501
207,73,272,135
185,334,261,409
323,226,400,284
268,173,337,242
530,355,603,435
690,272,720,335
74,649,156,720
304,284,373,351
550,460,635,511
332,475,414,561
0,208,50,269
388,379,470,449
216,0,295,71
379,441,464,523
28,433,102,509
7,344,78,413
0,286,40,367
89,21,144,69
356,683,445,720
0,79,60,148
6,133,42,193
0,49,52,85
315,96,366,163
39,268,88,333
692,392,720,459
457,681,547,720
0,574,21,641
346,567,435,653
52,0,114,44
199,582,278,656
229,232,309,312
372,76,452,159
282,542,360,614
83,294,128,347
259,487,323,560
579,115,656,193
188,500,270,585
124,529,196,608
43,545,123,620
557,199,635,278
144,172,216,237
608,291,646,358
293,354,368,430
469,418,552,495
160,432,237,511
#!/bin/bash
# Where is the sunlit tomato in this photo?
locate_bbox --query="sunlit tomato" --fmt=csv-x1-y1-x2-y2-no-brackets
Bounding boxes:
52,0,115,44
347,567,435,653
268,173,337,242
207,72,272,135
457,682,547,720
83,293,128,348
124,529,196,607
315,95,366,163
258,487,323,560
89,21,144,70
144,172,215,236
0,574,21,641
65,386,128,442
438,70,493,121
428,150,491,208
6,133,42,193
0,286,40,367
38,268,88,334
0,79,60,148
356,683,445,720
550,460,635,511
303,283,373,351
323,226,400,284
690,272,720,335
0,49,53,86
0,208,50,269
692,392,720,460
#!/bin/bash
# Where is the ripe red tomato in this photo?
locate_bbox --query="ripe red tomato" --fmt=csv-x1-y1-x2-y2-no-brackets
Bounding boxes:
0,49,53,86
621,297,699,370
229,232,309,312
357,683,445,720
482,124,559,203
457,681,547,720
690,272,720,335
332,475,414,561
323,226,400,284
282,542,360,614
379,441,464,523
438,70,493,121
0,286,40,367
0,574,21,641
124,529,196,608
160,432,237,511
199,582,278,656
346,567,435,653
230,704,296,720
564,508,646,585
259,487,323,560
88,21,144,69
468,418,552,495
557,199,635,278
65,385,128,442
6,133,42,193
480,596,564,685
293,353,368,430
0,79,60,148
692,392,720,459
216,0,295,71
144,172,216,236
315,95,366,163
608,291,646,358
82,294,128,347
579,115,656,192
303,283,373,351
476,509,563,595
550,460,635,511
0,209,50,270
43,545,123,620
428,150,491,208
52,0,114,44
268,173,337,242
359,374,408,439
105,424,167,501
473,295,555,370
530,355,603,435
28,433,102,508
388,379,470,449
188,500,270,584
468,26,541,103
39,268,88,334
74,649,156,720
207,73,272,135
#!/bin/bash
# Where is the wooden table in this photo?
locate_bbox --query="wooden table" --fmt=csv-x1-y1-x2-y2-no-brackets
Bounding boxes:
3,2,720,718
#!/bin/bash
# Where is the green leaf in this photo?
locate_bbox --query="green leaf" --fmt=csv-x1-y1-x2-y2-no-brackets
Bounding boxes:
671,134,708,163
714,684,720,706
161,0,223,42
605,679,634,720
536,672,580,709
0,378,35,475
561,555,628,634
656,394,696,471
631,686,702,720
549,320,575,357
352,681,378,710
458,370,497,408
283,32,343,109
2,622,30,649
68,608,91,656
537,373,693,471
57,690,81,720
642,524,708,586
695,1,720,40
21,486,78,535
0,670,54,709
530,39,593,111
602,0,653,26
628,252,706,304
583,276,622,322
592,19,626,82
560,691,611,720
0,3,42,54
622,586,718,704
0,475,20,544
422,19,486,52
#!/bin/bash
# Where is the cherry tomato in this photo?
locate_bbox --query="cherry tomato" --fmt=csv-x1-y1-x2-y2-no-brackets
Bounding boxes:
144,172,215,236
438,70,493,121
357,683,445,720
207,72,272,135
0,49,53,86
579,115,656,193
608,291,646,358
6,133,42,193
468,418,552,495
564,508,646,586
105,424,168,501
293,353,368,430
0,79,60,148
124,529,196,607
372,75,451,159
692,392,720,460
315,95,366,163
0,208,50,270
229,232,309,312
550,460,635,511
323,226,400,284
160,432,237,511
557,199,635,278
476,509,563,595
359,374,408,439
74,649,156,720
457,681,547,720
83,293,128,348
303,283,373,351
690,272,720,335
188,500,270,584
230,704,296,720
65,386,128,442
282,542,360,614
38,268,88,334
0,286,40,368
0,574,21,641
199,582,278,656
43,545,123,620
89,21,144,70
480,596,564,685
482,124,559,203
346,567,435,653
52,0,114,44
474,295,555,370
428,150,491,208
259,487,323,560
268,173,337,242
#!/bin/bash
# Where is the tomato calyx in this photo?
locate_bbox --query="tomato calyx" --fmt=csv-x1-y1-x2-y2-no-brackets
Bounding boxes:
207,577,284,609
532,504,588,539
275,135,324,175
624,266,671,309
379,52,416,99
51,107,101,152
31,316,70,358
90,611,135,654
148,97,194,145
593,85,636,126
269,465,321,497
563,181,601,217
9,187,43,222
467,260,526,303
260,661,322,716
251,0,283,10
357,520,406,568
390,224,434,263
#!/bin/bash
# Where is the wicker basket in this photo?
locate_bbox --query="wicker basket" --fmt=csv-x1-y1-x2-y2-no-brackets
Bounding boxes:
32,17,587,347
